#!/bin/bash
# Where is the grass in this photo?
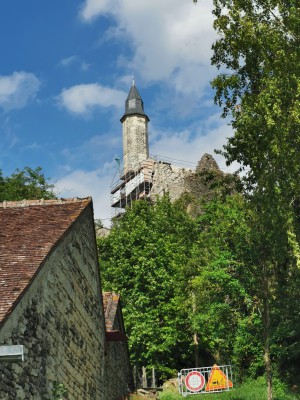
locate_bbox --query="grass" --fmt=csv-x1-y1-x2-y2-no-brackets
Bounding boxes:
158,377,300,400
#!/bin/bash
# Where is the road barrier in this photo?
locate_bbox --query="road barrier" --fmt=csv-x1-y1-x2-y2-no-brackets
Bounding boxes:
178,364,233,396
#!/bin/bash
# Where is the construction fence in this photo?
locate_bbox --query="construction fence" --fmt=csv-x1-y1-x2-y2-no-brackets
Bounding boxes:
178,364,233,396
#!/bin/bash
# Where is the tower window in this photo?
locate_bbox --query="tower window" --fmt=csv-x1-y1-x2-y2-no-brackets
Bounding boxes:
129,99,136,108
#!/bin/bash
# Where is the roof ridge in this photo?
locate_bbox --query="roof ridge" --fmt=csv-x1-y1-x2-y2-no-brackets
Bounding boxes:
0,197,92,208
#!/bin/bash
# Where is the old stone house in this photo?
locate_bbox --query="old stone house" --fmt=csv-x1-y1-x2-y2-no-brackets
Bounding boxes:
0,198,132,400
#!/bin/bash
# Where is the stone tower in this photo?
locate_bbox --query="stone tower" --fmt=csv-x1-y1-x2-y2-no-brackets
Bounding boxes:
120,80,150,174
111,82,224,217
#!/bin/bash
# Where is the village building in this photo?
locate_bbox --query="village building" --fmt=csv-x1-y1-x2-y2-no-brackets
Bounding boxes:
0,198,132,400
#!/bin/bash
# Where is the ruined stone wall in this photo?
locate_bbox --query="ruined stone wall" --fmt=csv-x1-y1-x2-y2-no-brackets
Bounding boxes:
0,206,108,400
123,115,149,173
148,154,232,206
150,161,193,202
185,153,239,203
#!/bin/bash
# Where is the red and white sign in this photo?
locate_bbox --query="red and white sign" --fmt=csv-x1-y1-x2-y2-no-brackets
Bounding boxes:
185,371,205,392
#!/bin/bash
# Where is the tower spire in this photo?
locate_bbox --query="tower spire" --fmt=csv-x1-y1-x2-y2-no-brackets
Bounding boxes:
121,80,149,122
120,82,150,174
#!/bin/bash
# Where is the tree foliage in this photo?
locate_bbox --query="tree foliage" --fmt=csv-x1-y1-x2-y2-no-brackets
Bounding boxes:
0,166,55,201
211,0,300,396
97,192,265,381
187,195,264,378
98,197,197,378
98,190,299,389
211,0,300,229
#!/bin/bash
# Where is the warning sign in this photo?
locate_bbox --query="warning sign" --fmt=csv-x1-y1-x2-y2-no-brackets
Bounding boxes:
185,371,205,392
205,364,233,391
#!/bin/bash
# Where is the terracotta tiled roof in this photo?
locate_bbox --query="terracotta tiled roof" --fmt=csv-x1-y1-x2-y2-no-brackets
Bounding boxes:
102,292,120,331
0,197,92,324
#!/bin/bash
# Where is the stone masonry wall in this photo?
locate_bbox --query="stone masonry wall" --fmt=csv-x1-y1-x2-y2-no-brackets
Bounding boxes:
150,161,193,202
123,115,149,173
0,206,107,400
104,305,132,399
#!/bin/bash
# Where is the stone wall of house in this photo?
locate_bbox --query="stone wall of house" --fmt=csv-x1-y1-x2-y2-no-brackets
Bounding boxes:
0,205,121,400
104,305,133,399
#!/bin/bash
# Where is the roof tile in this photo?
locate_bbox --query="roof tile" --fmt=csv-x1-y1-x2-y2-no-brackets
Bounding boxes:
0,197,91,324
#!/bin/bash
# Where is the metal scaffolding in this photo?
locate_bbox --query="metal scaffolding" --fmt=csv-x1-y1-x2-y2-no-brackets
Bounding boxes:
110,159,155,219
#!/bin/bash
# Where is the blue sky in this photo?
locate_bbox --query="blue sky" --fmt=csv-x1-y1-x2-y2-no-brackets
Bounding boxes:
0,0,236,225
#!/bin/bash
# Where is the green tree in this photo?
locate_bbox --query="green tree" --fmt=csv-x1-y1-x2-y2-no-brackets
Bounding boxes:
187,194,264,378
211,0,300,397
212,0,300,210
98,197,197,379
0,166,55,201
94,218,104,230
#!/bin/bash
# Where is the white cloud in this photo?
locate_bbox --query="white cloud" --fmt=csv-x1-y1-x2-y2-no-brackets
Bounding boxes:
80,62,91,71
80,0,217,96
58,56,91,71
80,0,111,21
60,133,121,167
0,71,41,111
23,142,41,151
58,83,126,115
150,118,239,173
55,163,115,227
80,0,111,22
59,55,78,67
0,117,19,163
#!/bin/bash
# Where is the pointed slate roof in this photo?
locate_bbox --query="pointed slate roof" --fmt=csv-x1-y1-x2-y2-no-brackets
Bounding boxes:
121,82,149,122
0,197,92,324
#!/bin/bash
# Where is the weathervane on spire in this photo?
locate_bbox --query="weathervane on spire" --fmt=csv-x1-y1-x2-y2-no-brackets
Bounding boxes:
132,72,135,87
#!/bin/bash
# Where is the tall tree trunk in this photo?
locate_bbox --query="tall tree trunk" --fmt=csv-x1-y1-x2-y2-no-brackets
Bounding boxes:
192,291,199,367
263,267,273,400
193,332,199,367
